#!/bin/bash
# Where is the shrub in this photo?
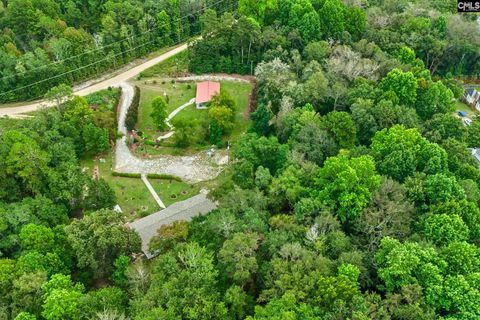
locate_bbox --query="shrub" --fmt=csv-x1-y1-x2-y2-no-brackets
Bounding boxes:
112,172,141,178
147,173,182,182
125,86,140,131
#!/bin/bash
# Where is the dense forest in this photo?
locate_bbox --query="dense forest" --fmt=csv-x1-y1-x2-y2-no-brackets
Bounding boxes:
0,0,234,102
1,0,480,319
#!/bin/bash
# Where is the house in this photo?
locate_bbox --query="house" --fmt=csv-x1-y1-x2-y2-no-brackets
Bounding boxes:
464,88,480,111
195,81,220,109
128,193,217,258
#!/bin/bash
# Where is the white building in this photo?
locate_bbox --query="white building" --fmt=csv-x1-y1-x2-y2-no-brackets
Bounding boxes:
464,88,480,111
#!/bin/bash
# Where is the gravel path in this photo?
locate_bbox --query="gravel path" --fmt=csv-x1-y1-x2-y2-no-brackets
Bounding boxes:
115,83,223,183
156,98,195,141
176,74,252,83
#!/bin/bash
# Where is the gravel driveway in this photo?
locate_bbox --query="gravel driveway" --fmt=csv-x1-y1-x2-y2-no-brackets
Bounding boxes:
115,83,223,183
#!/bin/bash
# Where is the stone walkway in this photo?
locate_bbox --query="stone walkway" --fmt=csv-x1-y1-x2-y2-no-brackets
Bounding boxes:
141,174,166,209
156,98,195,141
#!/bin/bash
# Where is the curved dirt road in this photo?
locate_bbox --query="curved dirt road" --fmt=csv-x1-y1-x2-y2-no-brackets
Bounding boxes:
0,43,188,117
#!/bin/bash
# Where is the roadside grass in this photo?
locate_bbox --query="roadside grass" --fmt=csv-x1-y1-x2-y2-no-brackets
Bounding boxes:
139,50,189,78
0,117,22,132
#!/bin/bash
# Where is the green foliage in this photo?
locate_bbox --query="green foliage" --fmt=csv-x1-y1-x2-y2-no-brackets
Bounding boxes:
82,123,110,155
423,214,469,246
234,133,289,176
41,274,84,320
65,209,141,278
415,79,454,120
311,154,381,222
172,117,199,148
130,242,228,319
320,111,357,149
150,96,169,131
380,69,418,107
371,125,448,181
149,221,189,254
125,86,140,131
218,232,260,285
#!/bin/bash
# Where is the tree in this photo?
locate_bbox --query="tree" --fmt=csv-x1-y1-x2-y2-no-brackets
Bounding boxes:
111,255,130,288
172,118,198,148
41,274,84,320
233,133,289,175
441,241,480,276
65,209,141,278
371,125,448,181
375,237,442,293
405,173,465,207
380,69,418,107
415,80,454,120
129,243,227,319
149,221,189,254
423,214,469,246
303,41,331,63
320,111,357,149
423,113,467,143
218,232,260,286
354,177,414,255
14,312,37,320
208,105,235,133
247,292,318,319
250,104,274,136
344,6,366,41
291,121,338,165
150,96,169,131
11,271,47,317
44,84,73,112
318,0,346,39
82,123,110,155
311,154,381,222
467,119,480,147
19,224,55,253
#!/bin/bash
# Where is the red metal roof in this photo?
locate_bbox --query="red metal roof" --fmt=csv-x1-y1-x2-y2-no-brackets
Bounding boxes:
196,81,220,104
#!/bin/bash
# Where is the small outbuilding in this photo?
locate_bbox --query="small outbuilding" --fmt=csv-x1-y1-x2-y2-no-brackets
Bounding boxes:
195,81,220,109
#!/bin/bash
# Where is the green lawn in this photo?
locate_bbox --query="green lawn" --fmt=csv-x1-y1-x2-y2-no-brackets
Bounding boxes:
174,80,253,141
455,100,478,118
80,151,159,221
151,179,200,207
132,79,252,157
133,80,196,139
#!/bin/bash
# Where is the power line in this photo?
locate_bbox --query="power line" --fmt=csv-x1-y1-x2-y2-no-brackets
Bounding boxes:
0,2,234,99
0,0,227,83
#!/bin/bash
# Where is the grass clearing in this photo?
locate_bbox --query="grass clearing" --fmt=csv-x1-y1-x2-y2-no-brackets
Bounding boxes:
80,150,160,221
151,179,201,207
131,79,252,157
455,100,478,118
133,80,195,139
